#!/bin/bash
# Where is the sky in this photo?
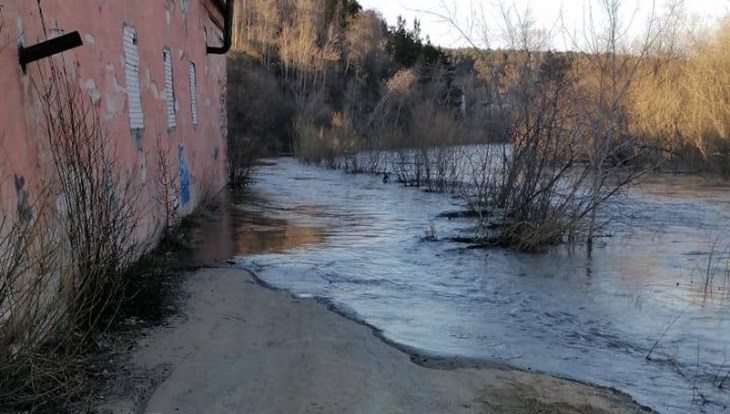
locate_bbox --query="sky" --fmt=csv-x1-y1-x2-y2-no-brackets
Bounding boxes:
357,0,730,49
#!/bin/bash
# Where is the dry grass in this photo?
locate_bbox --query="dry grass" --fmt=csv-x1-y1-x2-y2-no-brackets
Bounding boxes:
294,116,340,168
699,238,730,303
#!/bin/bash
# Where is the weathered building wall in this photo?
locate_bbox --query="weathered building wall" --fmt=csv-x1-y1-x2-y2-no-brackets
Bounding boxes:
0,0,227,233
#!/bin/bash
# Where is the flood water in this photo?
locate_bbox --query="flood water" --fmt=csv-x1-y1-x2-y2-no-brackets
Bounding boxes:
225,158,730,413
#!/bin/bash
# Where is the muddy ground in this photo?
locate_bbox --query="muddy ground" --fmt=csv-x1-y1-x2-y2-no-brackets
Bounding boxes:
93,265,654,414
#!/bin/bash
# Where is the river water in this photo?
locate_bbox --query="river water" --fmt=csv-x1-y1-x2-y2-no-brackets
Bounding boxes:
226,157,730,413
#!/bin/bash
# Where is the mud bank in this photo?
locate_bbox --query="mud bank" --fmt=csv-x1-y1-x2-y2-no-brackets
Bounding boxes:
98,266,653,414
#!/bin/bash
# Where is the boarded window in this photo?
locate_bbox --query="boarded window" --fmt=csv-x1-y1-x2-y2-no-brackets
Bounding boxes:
123,25,144,131
188,61,199,126
163,48,176,130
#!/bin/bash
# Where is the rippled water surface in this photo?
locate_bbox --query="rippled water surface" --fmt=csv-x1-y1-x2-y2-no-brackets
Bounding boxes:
226,158,730,413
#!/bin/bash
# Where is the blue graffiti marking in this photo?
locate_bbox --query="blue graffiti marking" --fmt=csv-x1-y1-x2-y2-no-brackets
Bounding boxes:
179,145,190,206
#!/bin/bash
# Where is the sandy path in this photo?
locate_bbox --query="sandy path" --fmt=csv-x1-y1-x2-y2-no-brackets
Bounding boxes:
102,267,653,414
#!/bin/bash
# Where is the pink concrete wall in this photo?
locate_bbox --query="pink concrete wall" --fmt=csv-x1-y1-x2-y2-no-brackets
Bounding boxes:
0,0,227,233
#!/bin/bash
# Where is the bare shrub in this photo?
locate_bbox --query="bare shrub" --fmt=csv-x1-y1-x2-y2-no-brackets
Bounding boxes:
698,238,730,303
227,54,292,186
0,8,87,410
197,161,222,207
456,145,502,224
426,1,674,251
0,199,77,411
155,134,180,235
294,116,339,167
391,148,419,186
481,51,589,250
371,66,469,189
0,54,149,411
37,60,145,333
409,98,462,191
332,112,363,173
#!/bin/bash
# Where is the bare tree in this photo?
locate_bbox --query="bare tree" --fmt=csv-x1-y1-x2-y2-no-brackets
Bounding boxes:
426,0,677,251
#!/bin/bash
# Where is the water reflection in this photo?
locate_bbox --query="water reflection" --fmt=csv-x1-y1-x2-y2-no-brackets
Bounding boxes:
224,158,730,413
190,192,235,265
228,192,327,255
186,190,328,262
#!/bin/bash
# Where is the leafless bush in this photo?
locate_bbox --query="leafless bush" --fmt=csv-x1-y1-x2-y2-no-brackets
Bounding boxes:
332,112,364,173
427,1,668,251
456,145,502,224
0,19,95,410
390,146,461,191
424,215,438,241
698,238,730,303
0,198,79,411
410,100,463,191
155,134,179,235
38,60,145,333
0,54,148,412
467,51,587,250
391,148,420,186
294,116,339,167
458,50,648,251
428,146,461,192
227,54,291,186
197,160,222,208
372,67,469,188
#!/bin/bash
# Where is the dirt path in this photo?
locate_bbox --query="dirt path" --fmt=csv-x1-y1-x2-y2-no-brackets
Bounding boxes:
99,267,653,414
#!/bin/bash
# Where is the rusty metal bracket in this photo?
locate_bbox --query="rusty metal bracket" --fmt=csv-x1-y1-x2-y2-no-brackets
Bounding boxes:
19,31,83,73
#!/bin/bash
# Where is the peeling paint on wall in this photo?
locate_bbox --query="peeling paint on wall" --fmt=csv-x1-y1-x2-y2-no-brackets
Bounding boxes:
83,78,101,103
2,0,227,241
109,64,124,93
144,66,160,100
104,64,125,120
181,0,189,17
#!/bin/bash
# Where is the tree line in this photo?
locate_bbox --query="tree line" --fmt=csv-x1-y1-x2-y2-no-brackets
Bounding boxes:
227,0,730,181
226,0,730,250
227,0,465,184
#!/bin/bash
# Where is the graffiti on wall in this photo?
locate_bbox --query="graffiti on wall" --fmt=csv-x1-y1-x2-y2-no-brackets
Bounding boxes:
178,144,190,206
